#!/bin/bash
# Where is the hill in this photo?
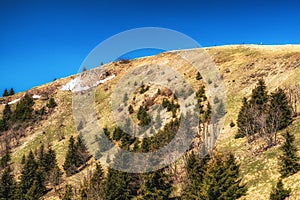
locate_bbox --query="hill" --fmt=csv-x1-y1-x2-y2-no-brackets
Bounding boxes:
0,44,300,199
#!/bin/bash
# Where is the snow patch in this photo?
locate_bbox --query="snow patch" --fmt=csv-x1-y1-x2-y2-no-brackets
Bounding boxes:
32,95,41,99
61,75,116,92
8,98,20,105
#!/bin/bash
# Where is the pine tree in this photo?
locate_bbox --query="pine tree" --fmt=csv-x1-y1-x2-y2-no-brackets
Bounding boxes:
128,104,134,114
103,167,133,200
2,89,9,97
269,179,290,200
9,88,15,96
47,97,57,108
279,131,300,177
20,150,38,194
236,98,253,139
139,168,172,200
76,135,89,165
2,104,12,122
189,154,247,200
0,165,16,199
250,79,268,113
60,184,74,200
182,153,210,199
0,149,11,169
25,168,46,200
63,136,79,176
14,93,34,121
196,72,203,80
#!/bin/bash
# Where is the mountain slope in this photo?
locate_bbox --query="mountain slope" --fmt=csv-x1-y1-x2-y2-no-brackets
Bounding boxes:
0,44,300,199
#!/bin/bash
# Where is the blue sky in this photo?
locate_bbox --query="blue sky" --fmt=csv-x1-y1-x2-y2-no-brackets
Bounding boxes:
1,0,300,93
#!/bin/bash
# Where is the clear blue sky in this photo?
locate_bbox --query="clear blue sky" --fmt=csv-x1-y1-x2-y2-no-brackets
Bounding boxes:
1,0,300,93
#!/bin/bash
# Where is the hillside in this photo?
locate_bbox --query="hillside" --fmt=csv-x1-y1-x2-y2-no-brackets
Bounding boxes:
0,44,300,199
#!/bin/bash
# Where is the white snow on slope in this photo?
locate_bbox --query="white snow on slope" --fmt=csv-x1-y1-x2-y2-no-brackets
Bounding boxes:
61,74,116,92
8,98,20,105
32,95,41,99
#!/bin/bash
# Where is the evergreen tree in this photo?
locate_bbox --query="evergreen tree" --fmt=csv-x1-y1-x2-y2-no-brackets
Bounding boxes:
2,89,9,97
47,97,57,108
2,104,12,122
14,93,34,121
76,135,89,165
196,72,203,80
185,153,247,200
63,136,79,176
128,104,134,114
183,153,210,199
0,165,16,199
20,150,38,194
103,167,133,200
269,179,290,200
139,168,172,200
267,88,292,133
60,184,74,200
0,149,11,169
279,131,300,178
9,88,15,96
25,169,46,200
250,79,268,113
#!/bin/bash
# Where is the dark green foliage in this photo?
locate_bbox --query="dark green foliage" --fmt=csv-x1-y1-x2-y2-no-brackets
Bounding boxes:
269,179,290,200
196,72,203,80
128,104,134,114
14,93,34,121
204,102,212,122
63,136,90,176
60,184,74,200
9,88,15,96
183,153,247,200
279,132,300,178
103,167,133,200
63,136,79,176
137,105,151,126
0,149,11,169
20,150,38,194
3,104,12,122
183,153,210,199
0,165,17,199
95,128,114,158
2,89,9,97
113,126,124,141
267,88,292,132
140,84,150,94
47,97,57,108
139,168,173,200
236,98,254,139
250,79,268,113
25,168,47,200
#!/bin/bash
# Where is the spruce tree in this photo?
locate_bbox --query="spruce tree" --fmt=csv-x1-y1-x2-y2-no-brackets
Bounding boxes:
20,150,38,194
0,165,16,199
183,153,210,199
279,131,300,177
14,94,34,121
2,89,9,97
63,136,79,176
192,154,247,200
2,104,12,122
250,79,268,113
103,167,133,200
47,97,57,108
139,168,172,200
269,179,290,200
9,88,15,96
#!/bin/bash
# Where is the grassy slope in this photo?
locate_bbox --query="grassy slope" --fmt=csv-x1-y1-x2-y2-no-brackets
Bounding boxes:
1,45,300,199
